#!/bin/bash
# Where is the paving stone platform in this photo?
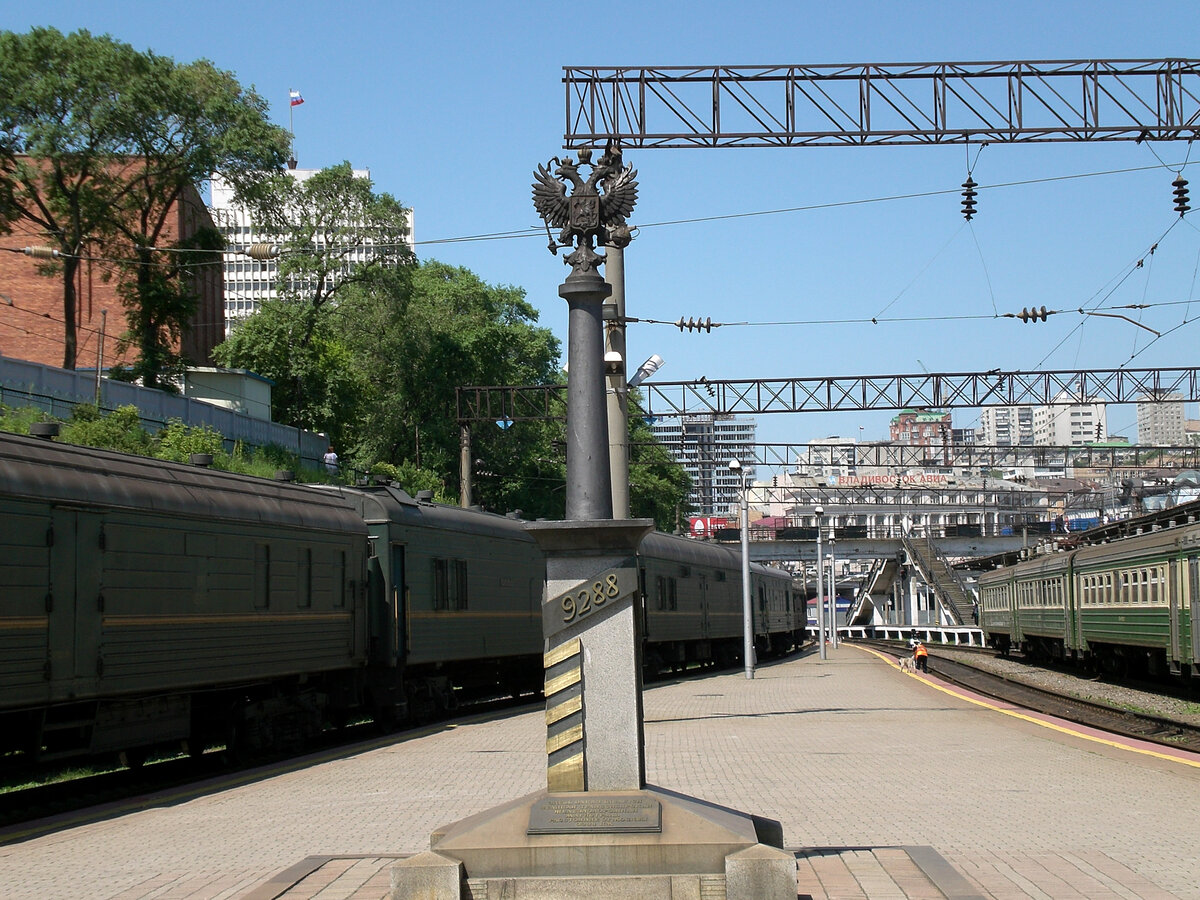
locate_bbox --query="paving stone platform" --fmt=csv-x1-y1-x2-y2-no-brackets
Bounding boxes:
2,644,1197,899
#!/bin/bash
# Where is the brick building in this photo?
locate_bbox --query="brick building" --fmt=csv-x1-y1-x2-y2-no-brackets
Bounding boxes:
0,176,224,373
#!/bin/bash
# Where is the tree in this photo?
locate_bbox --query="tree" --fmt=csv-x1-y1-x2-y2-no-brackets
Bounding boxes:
0,28,147,369
211,297,366,452
0,27,289,375
106,53,289,388
341,261,563,513
214,164,414,436
244,162,414,320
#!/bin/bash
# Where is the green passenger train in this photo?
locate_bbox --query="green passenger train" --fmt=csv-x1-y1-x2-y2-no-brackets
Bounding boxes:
0,431,802,767
977,520,1200,678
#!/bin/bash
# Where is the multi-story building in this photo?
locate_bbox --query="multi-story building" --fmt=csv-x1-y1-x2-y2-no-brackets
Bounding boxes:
888,408,954,467
651,413,757,516
1137,392,1186,445
208,166,413,333
977,405,1035,446
1032,391,1107,446
796,436,861,480
0,166,223,370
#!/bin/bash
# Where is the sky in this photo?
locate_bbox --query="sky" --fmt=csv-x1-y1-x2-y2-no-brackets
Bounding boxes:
8,1,1200,452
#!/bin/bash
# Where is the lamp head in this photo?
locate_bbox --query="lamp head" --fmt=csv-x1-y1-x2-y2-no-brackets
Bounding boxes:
814,505,824,516
727,459,742,472
604,350,624,375
628,353,664,388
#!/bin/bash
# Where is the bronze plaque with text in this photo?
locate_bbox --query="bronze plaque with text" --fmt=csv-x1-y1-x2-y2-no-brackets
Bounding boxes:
527,794,662,834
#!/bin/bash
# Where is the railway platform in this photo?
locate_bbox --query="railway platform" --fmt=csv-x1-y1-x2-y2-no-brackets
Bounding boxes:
2,644,1198,899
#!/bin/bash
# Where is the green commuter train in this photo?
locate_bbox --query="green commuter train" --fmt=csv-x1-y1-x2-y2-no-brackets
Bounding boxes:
977,519,1200,678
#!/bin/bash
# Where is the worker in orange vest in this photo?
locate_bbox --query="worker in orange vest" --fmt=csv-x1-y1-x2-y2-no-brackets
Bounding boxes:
913,640,929,673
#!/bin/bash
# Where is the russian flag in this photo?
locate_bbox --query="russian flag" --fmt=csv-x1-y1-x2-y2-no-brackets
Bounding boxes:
289,89,304,107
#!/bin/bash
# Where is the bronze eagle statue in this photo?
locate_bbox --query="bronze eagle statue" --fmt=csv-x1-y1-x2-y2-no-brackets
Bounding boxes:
532,146,638,276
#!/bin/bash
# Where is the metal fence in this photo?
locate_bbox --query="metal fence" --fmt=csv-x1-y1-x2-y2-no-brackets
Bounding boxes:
0,357,328,469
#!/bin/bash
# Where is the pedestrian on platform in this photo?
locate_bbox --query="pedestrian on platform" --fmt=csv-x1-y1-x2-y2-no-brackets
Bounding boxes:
323,446,339,476
913,640,929,673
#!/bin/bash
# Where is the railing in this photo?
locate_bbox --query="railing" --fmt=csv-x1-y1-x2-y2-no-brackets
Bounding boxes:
0,357,329,469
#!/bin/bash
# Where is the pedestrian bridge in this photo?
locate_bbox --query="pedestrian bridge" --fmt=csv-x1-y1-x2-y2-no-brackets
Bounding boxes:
743,535,1023,563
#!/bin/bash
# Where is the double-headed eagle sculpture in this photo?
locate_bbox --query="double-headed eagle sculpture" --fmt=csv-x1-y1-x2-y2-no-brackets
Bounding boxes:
532,145,638,278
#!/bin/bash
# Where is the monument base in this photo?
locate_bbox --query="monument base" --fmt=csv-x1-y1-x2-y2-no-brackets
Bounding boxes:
389,785,796,899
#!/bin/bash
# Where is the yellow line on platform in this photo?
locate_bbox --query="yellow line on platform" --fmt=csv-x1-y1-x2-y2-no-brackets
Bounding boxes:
856,644,1200,770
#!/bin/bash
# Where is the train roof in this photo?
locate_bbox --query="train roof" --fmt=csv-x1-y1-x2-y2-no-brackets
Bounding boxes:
329,483,538,543
0,432,366,534
641,531,791,580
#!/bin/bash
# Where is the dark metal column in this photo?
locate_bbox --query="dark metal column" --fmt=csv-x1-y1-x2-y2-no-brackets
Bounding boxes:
561,270,613,520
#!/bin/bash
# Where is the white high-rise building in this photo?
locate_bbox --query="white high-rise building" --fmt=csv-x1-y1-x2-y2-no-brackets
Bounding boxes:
650,414,758,516
208,168,414,333
977,406,1035,446
1032,391,1107,446
1137,393,1186,445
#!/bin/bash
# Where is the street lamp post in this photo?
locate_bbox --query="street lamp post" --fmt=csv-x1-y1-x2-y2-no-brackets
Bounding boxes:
728,460,754,679
828,530,839,649
815,505,826,660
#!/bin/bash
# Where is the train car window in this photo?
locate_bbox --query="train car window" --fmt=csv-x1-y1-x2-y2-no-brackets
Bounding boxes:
656,575,666,610
254,543,270,609
454,559,468,610
668,577,677,611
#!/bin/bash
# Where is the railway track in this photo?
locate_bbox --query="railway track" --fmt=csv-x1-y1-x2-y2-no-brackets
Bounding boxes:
0,693,538,837
0,659,742,835
861,639,1200,754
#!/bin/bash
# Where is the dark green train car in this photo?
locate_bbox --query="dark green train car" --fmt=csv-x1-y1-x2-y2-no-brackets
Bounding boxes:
0,433,369,763
337,485,545,722
1071,527,1200,677
978,520,1200,677
639,532,800,671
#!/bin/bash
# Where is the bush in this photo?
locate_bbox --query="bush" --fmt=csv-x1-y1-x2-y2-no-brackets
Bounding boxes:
0,403,52,434
370,460,451,502
152,420,226,464
59,405,151,455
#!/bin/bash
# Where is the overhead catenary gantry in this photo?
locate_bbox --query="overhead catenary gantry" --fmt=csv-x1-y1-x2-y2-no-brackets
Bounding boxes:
458,365,1200,421
630,441,1200,472
563,60,1200,149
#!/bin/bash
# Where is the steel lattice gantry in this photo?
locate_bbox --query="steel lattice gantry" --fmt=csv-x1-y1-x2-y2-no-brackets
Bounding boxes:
563,60,1200,148
457,366,1200,421
628,441,1200,472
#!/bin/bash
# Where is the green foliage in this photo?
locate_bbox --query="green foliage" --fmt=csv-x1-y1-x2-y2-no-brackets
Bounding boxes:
59,405,152,455
0,403,50,433
212,298,367,449
244,162,414,310
340,260,563,516
369,461,452,503
151,420,226,463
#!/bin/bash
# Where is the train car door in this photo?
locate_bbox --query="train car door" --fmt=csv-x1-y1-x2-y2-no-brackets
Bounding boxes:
1188,556,1199,669
47,509,103,696
391,543,407,662
697,572,710,638
1168,559,1181,670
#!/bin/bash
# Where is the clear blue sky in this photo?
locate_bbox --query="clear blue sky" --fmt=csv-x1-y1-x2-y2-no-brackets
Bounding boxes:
9,1,1200,448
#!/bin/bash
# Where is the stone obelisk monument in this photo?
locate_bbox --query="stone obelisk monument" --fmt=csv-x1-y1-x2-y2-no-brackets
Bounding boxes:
390,147,795,899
